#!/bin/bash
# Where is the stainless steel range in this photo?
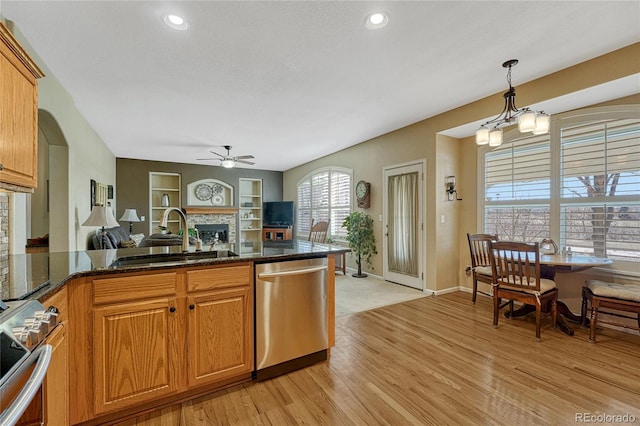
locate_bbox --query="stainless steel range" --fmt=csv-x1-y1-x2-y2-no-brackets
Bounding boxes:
0,299,58,426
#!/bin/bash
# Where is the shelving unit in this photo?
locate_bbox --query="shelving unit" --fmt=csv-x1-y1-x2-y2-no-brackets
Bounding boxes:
238,178,262,255
149,172,181,234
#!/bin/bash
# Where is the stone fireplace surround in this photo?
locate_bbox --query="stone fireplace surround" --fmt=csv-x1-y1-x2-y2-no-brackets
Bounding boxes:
183,207,238,247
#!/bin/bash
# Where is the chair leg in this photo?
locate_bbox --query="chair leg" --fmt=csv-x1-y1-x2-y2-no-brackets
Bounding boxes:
472,278,478,304
493,293,500,328
551,298,557,330
535,303,542,341
589,304,599,343
581,289,588,327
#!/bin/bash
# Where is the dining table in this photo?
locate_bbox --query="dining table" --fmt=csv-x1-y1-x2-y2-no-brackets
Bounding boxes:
505,253,613,336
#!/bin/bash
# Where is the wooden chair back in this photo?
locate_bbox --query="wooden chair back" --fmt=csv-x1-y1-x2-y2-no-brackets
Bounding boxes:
467,233,497,269
490,240,541,292
467,233,498,303
309,219,330,243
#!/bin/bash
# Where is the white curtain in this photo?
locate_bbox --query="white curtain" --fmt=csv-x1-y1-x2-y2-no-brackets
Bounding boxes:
388,172,418,276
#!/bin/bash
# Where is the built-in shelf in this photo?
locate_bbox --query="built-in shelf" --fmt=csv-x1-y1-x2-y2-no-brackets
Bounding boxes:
238,178,262,255
149,172,181,234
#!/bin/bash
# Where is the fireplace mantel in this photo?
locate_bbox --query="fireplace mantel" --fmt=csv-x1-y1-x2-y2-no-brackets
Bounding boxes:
183,207,239,215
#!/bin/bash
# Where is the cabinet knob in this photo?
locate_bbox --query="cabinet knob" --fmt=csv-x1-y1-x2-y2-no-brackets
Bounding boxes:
189,304,195,310
169,307,176,313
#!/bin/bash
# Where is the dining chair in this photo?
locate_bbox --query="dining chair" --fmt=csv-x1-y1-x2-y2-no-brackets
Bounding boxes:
467,233,499,304
489,240,558,341
308,219,330,243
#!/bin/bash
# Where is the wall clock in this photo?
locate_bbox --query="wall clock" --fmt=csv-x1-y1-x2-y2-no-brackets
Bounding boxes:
355,180,371,208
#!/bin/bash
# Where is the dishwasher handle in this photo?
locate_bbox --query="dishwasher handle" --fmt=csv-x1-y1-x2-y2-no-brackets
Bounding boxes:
258,265,327,279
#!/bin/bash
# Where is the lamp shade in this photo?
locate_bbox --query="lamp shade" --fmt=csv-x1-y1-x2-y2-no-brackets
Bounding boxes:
532,113,550,135
119,208,140,222
82,204,119,228
517,110,537,132
489,128,503,147
475,127,489,145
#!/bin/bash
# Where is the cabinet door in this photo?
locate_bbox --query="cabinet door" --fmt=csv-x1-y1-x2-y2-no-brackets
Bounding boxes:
0,34,39,188
93,298,180,414
44,324,68,426
187,287,253,387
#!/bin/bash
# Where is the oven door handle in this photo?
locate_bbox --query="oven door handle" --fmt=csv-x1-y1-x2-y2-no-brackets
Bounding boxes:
0,344,52,426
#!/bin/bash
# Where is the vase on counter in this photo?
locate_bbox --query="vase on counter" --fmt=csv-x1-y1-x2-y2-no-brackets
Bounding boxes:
161,193,170,207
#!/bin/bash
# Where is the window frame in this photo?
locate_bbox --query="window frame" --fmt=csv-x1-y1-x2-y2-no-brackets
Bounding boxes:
479,105,640,271
296,166,353,242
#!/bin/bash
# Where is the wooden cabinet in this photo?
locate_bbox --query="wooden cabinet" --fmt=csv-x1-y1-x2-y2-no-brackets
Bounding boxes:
262,226,293,241
186,265,253,387
149,172,181,234
43,324,68,426
93,297,180,414
74,264,253,421
0,22,44,188
238,178,262,255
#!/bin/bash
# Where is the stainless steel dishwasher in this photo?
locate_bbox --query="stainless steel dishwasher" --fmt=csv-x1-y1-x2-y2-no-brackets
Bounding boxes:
255,257,328,380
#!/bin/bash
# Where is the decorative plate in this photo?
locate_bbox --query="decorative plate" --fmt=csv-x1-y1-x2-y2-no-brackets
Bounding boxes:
211,194,225,205
212,183,224,194
194,184,213,201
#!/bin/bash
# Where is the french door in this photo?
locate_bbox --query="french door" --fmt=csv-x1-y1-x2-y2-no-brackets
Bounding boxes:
382,161,424,290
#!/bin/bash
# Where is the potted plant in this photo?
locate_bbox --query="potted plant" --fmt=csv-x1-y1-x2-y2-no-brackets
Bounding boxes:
342,211,377,278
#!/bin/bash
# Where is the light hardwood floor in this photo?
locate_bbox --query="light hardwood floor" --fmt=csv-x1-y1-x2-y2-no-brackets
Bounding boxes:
118,292,640,425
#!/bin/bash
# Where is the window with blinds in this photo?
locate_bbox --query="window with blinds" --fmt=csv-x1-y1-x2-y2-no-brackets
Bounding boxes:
482,107,640,265
297,167,352,241
559,118,640,260
484,133,551,241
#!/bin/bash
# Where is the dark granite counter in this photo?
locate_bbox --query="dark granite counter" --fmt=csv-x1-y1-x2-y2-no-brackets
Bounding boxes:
0,240,349,302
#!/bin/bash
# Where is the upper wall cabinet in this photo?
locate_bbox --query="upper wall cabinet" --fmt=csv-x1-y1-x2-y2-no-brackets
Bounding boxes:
0,21,44,189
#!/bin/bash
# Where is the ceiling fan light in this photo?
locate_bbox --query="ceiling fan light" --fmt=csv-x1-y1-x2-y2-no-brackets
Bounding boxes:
221,158,235,168
476,127,489,145
532,113,551,134
489,128,503,147
518,110,537,133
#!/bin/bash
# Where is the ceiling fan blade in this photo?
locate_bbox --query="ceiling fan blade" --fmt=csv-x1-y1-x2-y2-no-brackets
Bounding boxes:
235,159,255,165
208,151,225,158
196,157,219,161
233,155,255,160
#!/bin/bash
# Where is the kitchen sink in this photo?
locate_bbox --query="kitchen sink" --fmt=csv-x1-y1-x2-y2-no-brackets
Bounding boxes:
110,250,238,268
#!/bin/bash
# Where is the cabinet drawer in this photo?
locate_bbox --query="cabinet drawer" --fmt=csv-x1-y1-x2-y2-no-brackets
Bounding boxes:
93,272,177,305
187,263,252,293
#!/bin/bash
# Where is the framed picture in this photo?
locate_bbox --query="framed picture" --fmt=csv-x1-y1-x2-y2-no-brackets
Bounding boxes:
90,179,96,209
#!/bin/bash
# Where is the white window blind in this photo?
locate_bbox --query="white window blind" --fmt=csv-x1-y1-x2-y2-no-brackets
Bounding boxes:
297,167,352,240
482,107,640,265
484,133,551,241
560,118,640,260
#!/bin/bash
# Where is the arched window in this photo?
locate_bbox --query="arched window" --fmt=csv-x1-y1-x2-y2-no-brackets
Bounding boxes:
296,167,352,241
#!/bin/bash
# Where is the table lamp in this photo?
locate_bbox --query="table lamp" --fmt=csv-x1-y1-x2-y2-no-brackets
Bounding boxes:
119,208,141,233
82,203,119,249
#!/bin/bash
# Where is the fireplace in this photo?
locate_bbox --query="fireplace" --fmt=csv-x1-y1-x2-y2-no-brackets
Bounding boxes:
195,224,229,244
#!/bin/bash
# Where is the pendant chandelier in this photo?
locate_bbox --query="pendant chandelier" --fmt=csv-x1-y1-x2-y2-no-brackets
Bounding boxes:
476,59,550,147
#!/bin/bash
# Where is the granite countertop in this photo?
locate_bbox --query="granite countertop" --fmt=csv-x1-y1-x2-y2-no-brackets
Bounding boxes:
0,240,350,302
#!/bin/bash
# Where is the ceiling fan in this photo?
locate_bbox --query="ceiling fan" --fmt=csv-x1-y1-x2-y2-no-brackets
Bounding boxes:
197,145,255,168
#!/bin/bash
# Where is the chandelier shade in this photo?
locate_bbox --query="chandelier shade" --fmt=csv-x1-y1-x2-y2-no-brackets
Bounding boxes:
476,59,550,147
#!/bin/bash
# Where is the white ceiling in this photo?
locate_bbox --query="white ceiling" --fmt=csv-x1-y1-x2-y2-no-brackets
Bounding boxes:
2,1,639,172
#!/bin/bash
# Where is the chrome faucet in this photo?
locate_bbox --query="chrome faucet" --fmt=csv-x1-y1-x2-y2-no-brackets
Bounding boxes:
160,207,189,252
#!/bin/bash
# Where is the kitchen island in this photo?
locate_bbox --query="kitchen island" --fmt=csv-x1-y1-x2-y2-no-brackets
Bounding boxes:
1,240,348,425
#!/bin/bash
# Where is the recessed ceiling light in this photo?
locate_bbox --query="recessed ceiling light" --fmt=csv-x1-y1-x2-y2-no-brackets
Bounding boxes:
365,12,388,30
163,14,189,31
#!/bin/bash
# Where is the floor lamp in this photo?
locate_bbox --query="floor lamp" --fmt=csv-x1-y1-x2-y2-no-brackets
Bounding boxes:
82,203,119,249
